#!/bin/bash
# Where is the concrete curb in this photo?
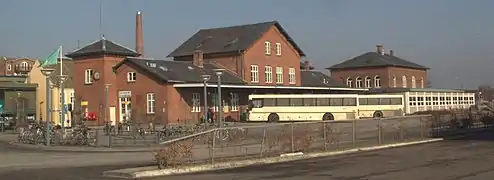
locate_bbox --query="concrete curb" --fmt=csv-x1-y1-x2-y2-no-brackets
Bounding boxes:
103,138,444,179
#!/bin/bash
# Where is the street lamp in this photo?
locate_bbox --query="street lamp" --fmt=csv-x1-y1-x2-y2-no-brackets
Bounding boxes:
40,68,55,146
214,69,224,128
59,75,68,129
200,75,211,123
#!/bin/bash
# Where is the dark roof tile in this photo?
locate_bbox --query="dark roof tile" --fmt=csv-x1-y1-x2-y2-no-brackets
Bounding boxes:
167,21,305,57
66,38,139,58
328,52,428,70
115,58,245,84
300,70,345,87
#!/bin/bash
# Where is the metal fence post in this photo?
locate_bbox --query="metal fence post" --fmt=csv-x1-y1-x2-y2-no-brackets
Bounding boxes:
420,117,424,138
352,120,356,148
290,123,295,153
323,122,328,151
260,127,266,157
95,130,100,147
377,119,382,144
399,120,404,141
211,130,216,165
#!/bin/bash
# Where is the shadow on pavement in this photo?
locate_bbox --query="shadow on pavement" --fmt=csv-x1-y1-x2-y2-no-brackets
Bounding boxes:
443,129,494,141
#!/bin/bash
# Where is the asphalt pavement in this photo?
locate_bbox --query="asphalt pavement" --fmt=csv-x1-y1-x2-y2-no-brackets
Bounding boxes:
2,129,492,180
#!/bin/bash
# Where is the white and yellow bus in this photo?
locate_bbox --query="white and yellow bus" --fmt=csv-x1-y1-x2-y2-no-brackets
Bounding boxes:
247,94,404,122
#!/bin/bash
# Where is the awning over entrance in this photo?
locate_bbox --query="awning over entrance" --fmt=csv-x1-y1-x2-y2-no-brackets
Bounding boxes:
172,83,367,91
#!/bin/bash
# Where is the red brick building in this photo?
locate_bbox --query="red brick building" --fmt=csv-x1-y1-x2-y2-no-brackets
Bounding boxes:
67,12,359,126
0,57,36,76
328,45,429,89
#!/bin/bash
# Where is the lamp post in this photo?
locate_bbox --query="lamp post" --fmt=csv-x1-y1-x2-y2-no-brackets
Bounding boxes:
59,75,68,129
40,68,55,146
104,84,111,124
214,69,224,128
200,75,211,123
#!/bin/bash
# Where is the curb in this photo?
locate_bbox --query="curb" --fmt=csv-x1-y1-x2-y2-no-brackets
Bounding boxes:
103,138,444,179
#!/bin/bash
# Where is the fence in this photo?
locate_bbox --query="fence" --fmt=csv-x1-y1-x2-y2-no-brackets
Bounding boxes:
152,113,493,168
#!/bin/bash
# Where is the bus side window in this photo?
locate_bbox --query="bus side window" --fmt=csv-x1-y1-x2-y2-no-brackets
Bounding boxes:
250,98,264,109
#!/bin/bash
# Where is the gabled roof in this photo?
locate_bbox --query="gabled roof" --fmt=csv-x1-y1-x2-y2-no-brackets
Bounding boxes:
328,52,428,70
167,21,305,57
66,38,139,58
300,70,346,87
113,57,245,84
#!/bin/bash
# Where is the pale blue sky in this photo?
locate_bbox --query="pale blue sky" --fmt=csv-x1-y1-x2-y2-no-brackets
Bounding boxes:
1,0,493,88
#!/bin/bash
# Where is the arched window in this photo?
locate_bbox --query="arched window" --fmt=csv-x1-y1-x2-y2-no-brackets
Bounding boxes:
402,75,407,88
374,76,381,88
420,78,424,88
20,61,28,68
365,76,372,88
392,75,397,88
411,76,416,88
346,77,353,88
356,77,363,88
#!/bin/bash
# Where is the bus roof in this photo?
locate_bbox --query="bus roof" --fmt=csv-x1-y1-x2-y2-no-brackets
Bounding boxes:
249,94,403,99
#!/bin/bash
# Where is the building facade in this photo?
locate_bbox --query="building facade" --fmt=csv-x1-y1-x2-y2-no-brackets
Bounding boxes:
328,45,429,89
0,57,36,76
29,60,75,126
68,13,356,125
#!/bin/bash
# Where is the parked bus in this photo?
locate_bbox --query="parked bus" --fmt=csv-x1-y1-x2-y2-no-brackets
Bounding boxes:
247,94,404,122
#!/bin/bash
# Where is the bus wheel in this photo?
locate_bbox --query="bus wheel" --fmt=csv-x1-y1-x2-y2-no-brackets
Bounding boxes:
322,113,334,121
373,111,384,118
267,113,280,123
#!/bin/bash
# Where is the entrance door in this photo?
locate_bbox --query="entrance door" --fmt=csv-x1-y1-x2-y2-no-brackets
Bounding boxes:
119,97,131,124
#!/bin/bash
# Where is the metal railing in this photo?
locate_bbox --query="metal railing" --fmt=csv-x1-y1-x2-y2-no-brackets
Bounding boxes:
153,113,493,169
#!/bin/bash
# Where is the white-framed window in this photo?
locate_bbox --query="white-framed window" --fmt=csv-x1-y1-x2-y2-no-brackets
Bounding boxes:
20,61,28,68
191,93,200,112
346,77,353,88
402,75,407,88
265,66,272,83
250,65,259,83
7,64,11,71
231,93,239,111
420,78,424,88
70,92,74,105
356,77,363,88
392,75,397,88
276,67,283,84
374,76,381,88
146,93,155,114
265,41,271,55
211,93,219,112
411,76,416,88
127,72,136,82
84,69,93,84
365,76,371,88
275,43,281,56
288,67,295,84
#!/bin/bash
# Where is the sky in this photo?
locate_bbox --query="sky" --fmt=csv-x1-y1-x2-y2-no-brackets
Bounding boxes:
1,0,494,89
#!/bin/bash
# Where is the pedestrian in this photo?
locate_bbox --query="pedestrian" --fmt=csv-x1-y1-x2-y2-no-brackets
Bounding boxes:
207,107,215,124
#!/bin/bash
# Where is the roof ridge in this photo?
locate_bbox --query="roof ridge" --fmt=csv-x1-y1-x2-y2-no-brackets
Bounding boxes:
199,21,277,31
105,39,137,53
69,39,101,54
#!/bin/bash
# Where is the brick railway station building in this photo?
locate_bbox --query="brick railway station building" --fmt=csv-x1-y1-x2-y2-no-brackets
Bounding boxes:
66,12,359,126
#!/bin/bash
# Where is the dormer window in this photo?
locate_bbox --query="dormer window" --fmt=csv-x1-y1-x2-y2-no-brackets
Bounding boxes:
127,72,136,82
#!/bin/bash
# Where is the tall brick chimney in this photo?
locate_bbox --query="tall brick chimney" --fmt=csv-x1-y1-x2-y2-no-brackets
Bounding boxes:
193,50,204,68
136,11,144,56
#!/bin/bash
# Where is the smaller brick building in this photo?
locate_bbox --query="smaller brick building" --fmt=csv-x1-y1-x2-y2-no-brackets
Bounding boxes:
328,45,429,89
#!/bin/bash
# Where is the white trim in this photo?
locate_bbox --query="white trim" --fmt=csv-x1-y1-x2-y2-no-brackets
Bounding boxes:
172,83,368,91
